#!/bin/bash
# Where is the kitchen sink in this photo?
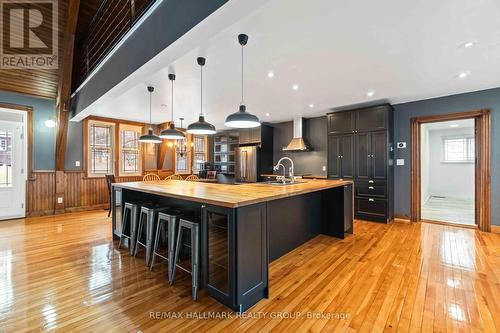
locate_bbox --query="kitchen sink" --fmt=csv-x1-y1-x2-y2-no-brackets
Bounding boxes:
263,180,306,186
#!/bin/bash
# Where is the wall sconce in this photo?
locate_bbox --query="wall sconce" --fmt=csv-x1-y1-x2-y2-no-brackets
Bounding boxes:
45,119,57,128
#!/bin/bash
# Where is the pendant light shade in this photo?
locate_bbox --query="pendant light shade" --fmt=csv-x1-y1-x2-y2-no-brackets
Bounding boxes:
225,34,260,129
139,86,162,144
187,57,216,135
160,74,186,140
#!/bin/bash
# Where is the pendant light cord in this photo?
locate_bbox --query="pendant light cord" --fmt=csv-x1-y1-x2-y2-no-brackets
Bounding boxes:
241,43,244,106
171,79,174,124
149,90,152,126
200,64,203,116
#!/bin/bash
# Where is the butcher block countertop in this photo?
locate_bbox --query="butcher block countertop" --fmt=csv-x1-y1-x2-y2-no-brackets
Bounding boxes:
113,179,352,208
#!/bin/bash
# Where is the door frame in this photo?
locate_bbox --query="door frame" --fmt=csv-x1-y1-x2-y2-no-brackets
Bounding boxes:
410,109,491,232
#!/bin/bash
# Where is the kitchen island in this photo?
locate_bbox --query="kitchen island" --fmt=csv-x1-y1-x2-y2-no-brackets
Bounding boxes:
111,179,353,312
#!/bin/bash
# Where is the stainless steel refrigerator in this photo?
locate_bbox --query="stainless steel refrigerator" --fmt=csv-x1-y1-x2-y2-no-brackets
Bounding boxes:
235,146,259,183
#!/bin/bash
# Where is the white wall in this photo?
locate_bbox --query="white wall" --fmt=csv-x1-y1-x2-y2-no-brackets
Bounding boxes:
420,126,430,203
427,127,475,201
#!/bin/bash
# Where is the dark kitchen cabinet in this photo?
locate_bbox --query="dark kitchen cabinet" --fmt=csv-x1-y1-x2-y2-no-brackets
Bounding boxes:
327,111,355,135
355,105,388,132
328,135,354,179
327,104,393,223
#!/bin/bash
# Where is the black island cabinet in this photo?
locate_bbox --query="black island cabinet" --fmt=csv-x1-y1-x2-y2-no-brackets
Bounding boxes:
112,181,352,312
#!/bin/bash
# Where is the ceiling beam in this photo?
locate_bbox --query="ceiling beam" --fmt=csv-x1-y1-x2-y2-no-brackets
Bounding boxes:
55,0,80,173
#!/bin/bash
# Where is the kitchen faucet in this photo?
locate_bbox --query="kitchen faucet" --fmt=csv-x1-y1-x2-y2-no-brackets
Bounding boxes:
273,157,295,183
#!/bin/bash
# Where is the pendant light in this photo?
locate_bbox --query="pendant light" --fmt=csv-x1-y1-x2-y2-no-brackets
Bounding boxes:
225,34,260,128
159,74,186,140
187,57,216,135
139,86,162,144
175,118,193,157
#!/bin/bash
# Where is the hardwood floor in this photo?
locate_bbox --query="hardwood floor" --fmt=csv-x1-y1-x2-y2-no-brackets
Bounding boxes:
0,211,499,332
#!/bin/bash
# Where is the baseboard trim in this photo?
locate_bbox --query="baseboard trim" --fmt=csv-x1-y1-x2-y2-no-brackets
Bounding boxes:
394,217,411,224
491,225,500,234
27,204,109,217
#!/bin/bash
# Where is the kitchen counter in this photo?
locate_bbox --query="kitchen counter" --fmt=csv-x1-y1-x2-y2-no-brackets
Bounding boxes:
113,179,350,208
111,178,353,312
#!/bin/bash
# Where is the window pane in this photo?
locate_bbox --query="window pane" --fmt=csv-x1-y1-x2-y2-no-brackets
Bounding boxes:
444,138,466,161
91,125,111,147
122,151,139,173
0,131,12,187
91,149,112,173
122,130,138,149
468,138,475,160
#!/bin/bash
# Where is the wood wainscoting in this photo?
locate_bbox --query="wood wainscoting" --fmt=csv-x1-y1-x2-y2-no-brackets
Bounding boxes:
26,171,144,216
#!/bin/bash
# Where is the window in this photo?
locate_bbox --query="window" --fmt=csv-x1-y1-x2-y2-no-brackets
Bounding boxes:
192,135,207,172
442,136,475,162
89,123,113,176
175,139,190,174
119,125,142,176
0,131,12,187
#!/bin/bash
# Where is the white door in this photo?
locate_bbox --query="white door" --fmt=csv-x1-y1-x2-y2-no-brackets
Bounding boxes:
0,121,25,220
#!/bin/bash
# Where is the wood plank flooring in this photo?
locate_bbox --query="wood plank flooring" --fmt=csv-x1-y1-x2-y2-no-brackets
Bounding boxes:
0,211,499,332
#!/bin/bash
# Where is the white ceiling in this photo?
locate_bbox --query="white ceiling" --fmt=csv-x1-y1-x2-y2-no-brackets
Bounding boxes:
72,0,500,129
423,119,474,131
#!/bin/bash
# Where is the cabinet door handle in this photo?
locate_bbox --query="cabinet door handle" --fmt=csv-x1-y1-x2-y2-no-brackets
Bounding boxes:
369,186,374,190
368,198,374,202
368,180,374,183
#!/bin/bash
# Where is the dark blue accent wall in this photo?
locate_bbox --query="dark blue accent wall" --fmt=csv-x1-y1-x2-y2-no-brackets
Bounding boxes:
393,87,500,226
0,91,56,170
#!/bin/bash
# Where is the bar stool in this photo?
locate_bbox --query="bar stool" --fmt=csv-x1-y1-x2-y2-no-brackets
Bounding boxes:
118,202,145,255
150,210,182,282
134,205,168,266
171,217,201,301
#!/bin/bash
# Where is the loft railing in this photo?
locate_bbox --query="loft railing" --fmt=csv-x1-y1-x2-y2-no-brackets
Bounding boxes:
77,0,156,86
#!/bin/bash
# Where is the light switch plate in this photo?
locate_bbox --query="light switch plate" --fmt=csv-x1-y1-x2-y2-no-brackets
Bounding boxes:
75,160,80,167
396,159,405,166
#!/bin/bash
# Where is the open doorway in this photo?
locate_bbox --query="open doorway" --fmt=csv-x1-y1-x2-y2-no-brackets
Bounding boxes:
420,119,475,225
0,107,28,220
411,109,491,232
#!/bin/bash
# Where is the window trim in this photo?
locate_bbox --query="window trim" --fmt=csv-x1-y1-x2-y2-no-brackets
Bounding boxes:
84,116,146,178
118,124,142,177
87,120,115,178
441,135,475,164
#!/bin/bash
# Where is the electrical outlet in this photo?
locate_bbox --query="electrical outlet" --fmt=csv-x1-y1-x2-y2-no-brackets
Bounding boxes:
322,165,326,172
396,159,405,166
75,160,80,167
57,197,63,204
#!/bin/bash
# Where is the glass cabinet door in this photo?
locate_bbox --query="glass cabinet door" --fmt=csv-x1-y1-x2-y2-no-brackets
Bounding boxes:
203,205,234,305
112,187,123,239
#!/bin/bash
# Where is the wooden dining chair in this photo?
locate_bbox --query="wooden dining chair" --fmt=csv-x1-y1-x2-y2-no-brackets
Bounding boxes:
185,175,199,182
169,174,183,180
105,174,116,217
143,174,161,181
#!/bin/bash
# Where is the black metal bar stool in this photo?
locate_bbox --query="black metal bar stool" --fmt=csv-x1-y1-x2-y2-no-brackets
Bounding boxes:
171,217,201,301
134,205,168,266
118,202,144,255
150,210,181,282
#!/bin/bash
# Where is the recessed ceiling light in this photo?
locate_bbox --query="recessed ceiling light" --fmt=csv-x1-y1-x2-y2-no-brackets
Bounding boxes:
267,71,275,78
309,103,314,108
292,84,299,91
265,113,270,117
367,90,376,97
459,40,477,49
457,71,470,79
450,124,460,128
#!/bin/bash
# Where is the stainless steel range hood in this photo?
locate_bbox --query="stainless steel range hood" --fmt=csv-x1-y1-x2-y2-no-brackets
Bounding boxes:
282,117,312,151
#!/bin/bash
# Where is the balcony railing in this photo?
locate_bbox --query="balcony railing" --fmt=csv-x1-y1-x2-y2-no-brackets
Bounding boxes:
77,0,156,86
